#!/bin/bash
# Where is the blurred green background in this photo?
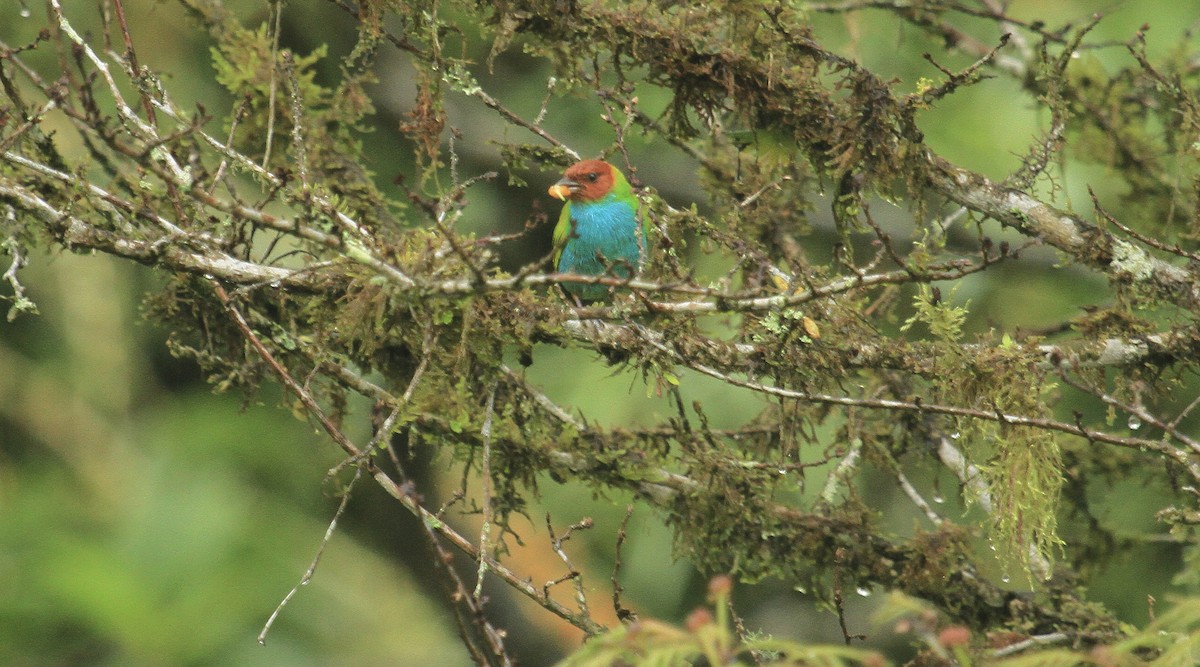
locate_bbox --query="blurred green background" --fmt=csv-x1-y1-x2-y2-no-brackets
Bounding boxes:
2,1,1197,664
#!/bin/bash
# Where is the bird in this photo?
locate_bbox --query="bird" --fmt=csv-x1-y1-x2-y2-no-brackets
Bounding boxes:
547,159,648,303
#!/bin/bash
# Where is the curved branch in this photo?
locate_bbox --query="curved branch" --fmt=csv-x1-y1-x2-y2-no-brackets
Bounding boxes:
927,156,1200,308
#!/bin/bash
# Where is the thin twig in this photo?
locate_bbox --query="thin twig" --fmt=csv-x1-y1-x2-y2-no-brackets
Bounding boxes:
831,547,867,645
545,515,595,621
1060,371,1200,457
821,439,862,504
258,466,363,645
211,279,363,459
282,50,309,188
110,0,156,127
473,87,580,161
261,0,283,170
896,469,943,526
2,224,37,321
990,632,1070,658
611,505,636,623
668,346,1200,482
473,382,499,602
212,281,601,635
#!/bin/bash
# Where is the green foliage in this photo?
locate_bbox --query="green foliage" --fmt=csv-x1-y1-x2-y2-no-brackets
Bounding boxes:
900,283,969,342
206,12,396,231
899,283,1065,579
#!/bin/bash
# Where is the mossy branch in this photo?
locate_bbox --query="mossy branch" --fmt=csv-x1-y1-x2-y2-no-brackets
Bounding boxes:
6,0,1200,661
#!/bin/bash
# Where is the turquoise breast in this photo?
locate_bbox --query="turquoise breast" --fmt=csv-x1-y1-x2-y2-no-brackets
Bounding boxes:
557,196,644,301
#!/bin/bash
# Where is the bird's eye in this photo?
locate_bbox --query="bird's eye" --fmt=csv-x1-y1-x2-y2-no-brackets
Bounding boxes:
585,173,599,182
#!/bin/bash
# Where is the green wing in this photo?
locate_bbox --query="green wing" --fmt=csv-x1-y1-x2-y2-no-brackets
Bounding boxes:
608,171,651,258
629,192,651,258
551,201,573,268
